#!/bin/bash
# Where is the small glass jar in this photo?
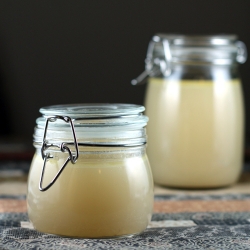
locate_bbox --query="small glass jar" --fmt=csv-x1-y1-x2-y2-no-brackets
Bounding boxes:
132,34,247,188
27,104,153,238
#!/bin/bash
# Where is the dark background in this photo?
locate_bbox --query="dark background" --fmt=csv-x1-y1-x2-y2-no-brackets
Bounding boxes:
0,0,250,147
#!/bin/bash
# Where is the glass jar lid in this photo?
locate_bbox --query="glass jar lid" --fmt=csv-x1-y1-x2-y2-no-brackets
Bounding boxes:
33,103,148,148
132,34,247,85
39,103,145,118
152,34,247,65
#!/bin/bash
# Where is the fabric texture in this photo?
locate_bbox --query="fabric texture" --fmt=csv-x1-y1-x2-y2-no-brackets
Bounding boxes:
1,194,250,249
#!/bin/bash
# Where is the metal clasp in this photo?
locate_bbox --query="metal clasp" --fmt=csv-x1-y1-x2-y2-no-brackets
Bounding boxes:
131,35,172,85
236,41,247,64
39,115,79,192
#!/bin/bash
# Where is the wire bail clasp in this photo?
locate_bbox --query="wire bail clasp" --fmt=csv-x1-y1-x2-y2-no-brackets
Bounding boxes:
131,35,172,85
236,41,248,64
39,115,79,192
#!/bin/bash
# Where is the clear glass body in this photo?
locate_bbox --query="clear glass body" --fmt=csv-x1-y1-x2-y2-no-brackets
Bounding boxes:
145,65,244,188
27,146,154,238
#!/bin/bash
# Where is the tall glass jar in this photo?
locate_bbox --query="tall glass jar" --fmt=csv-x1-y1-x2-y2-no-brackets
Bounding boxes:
132,34,247,188
27,104,153,238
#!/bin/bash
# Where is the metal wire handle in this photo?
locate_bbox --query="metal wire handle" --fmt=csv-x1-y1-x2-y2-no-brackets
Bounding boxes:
131,35,172,85
236,41,248,64
39,116,79,192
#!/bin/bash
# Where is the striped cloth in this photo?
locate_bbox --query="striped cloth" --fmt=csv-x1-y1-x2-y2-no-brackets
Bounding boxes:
1,194,250,249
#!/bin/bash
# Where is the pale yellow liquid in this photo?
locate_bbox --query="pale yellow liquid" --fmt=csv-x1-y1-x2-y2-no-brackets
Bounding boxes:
145,78,244,188
27,149,153,238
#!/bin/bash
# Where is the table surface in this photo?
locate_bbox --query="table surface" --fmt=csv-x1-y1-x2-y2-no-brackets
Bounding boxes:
1,171,250,249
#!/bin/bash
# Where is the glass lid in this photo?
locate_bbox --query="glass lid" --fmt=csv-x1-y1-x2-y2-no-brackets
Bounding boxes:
131,33,247,85
40,103,145,118
34,103,148,146
154,34,238,46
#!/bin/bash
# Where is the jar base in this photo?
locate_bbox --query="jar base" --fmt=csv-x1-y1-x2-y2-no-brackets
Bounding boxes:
33,226,144,239
154,181,237,190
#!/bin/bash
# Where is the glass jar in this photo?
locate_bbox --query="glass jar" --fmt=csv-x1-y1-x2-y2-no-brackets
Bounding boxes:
132,34,247,188
27,104,153,238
